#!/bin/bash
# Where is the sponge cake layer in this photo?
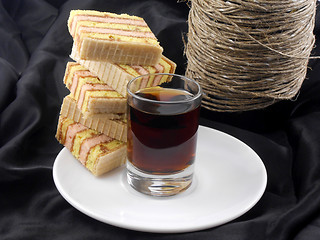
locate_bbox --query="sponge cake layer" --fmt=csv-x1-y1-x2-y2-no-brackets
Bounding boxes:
56,116,126,176
63,62,126,115
59,95,127,142
70,44,176,96
68,10,163,65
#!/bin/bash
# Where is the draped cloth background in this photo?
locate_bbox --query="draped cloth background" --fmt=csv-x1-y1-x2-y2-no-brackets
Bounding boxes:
0,0,320,239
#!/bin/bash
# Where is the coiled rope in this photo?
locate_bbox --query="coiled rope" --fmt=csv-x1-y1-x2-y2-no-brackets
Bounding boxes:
185,0,317,111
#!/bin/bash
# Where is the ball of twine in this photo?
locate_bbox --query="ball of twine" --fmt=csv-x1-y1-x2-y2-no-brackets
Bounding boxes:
185,0,317,112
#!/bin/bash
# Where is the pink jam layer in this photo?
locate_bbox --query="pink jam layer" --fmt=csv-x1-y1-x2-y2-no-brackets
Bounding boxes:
78,134,112,165
131,63,165,88
64,123,87,151
70,14,147,37
152,63,165,86
77,26,156,39
132,66,149,88
77,83,115,110
70,70,96,95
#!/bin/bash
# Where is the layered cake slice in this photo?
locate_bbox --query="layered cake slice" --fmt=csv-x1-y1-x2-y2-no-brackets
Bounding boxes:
56,116,126,176
70,44,176,96
67,10,163,65
60,95,127,142
63,62,126,117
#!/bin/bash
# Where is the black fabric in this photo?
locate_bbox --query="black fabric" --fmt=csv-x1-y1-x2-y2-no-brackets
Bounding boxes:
1,0,320,239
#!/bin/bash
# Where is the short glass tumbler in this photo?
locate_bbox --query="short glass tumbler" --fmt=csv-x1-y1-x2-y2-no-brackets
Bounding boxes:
126,73,202,197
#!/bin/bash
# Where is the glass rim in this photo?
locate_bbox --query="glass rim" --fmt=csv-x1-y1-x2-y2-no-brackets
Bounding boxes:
127,73,203,104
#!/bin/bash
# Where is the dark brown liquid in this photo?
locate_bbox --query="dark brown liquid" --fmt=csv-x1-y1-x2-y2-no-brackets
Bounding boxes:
127,87,200,174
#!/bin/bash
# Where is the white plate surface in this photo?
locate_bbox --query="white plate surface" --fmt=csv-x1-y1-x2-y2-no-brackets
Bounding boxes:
53,126,267,233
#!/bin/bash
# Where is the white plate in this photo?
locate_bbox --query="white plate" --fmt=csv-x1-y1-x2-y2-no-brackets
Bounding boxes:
53,125,267,233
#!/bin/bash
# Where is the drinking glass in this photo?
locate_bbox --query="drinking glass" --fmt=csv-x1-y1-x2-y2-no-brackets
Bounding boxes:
126,73,202,197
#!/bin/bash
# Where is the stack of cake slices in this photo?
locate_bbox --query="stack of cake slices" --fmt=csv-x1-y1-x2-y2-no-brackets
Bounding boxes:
56,10,176,176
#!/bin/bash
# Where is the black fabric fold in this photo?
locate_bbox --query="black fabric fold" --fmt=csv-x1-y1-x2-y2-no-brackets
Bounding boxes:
0,0,320,239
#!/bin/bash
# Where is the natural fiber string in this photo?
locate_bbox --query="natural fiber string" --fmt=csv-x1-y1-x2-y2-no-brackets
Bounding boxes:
185,0,318,112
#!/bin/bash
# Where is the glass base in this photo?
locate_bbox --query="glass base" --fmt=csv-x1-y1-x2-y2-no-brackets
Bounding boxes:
126,161,193,197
